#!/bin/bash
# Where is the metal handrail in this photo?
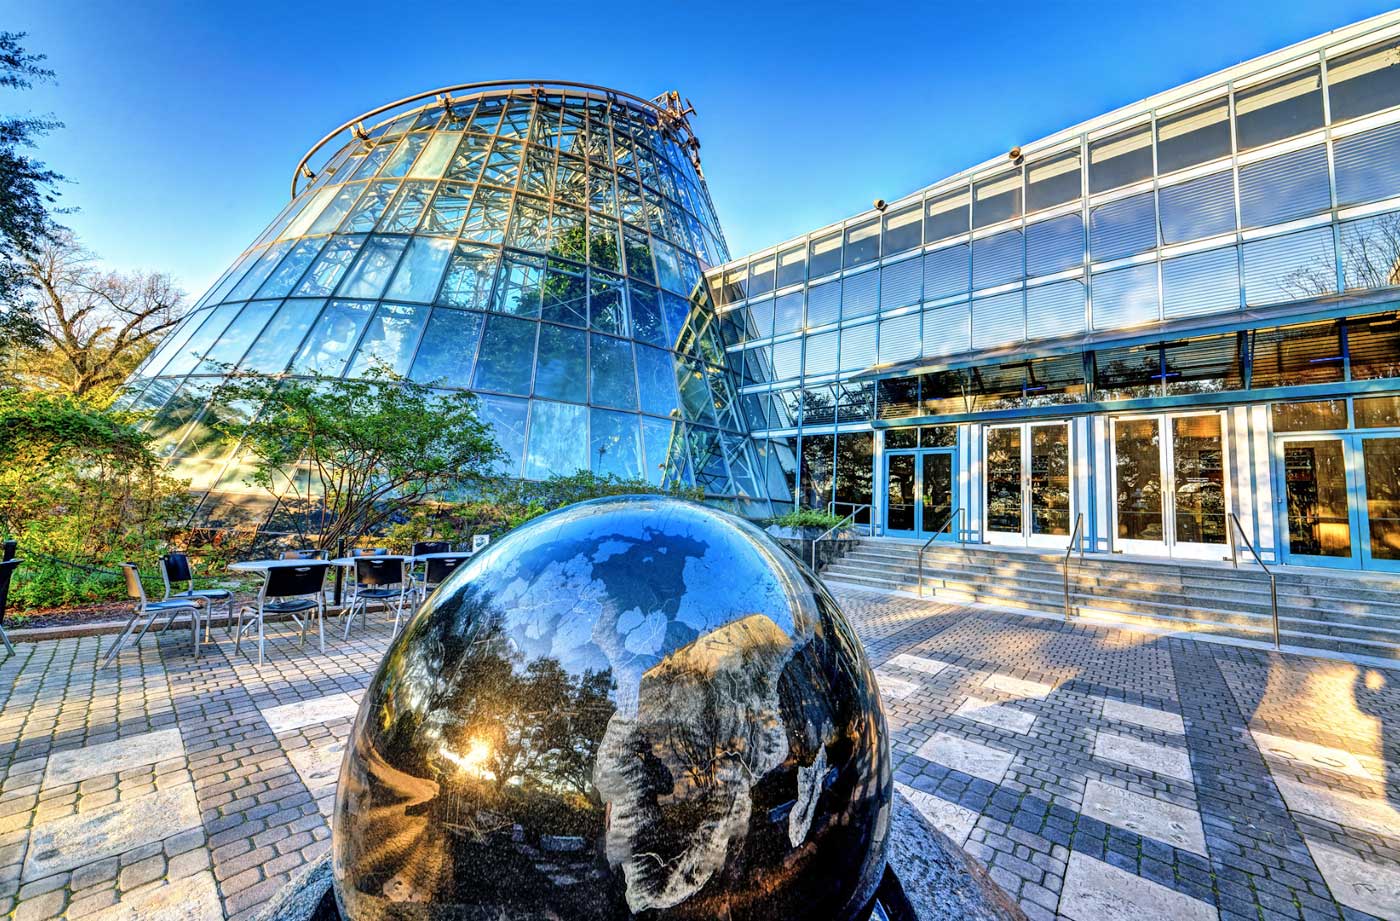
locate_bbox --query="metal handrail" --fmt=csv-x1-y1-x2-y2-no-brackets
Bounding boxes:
1063,513,1085,620
918,507,967,598
1228,512,1280,649
810,504,872,570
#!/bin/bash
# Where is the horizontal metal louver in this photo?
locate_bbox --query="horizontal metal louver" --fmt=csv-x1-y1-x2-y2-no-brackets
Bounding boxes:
772,291,805,334
971,291,1025,349
1162,246,1240,318
972,229,1024,290
1242,226,1337,306
1159,170,1236,244
804,330,839,376
1334,121,1400,209
841,269,879,320
1026,279,1086,338
879,312,921,363
839,321,878,371
1090,191,1157,262
923,244,970,300
771,337,804,380
1239,144,1330,229
806,281,840,327
1340,209,1400,292
1026,213,1084,277
879,257,923,310
746,297,775,340
1091,262,1159,329
922,302,971,357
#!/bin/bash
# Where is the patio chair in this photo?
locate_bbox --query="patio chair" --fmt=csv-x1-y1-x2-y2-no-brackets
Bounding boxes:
99,564,201,668
411,541,451,556
342,557,412,639
282,549,329,560
233,562,331,665
415,553,470,604
0,556,19,657
349,547,389,557
160,552,234,641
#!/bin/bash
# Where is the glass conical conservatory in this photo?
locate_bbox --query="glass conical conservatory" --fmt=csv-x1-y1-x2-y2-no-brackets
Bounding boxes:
119,82,778,524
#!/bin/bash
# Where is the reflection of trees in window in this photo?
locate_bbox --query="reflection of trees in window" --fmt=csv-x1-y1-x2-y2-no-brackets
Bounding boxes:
1282,211,1400,299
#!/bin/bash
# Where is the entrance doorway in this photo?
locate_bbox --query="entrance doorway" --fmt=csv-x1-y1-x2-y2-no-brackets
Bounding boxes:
983,422,1072,548
1110,412,1229,559
884,449,957,538
1277,432,1400,572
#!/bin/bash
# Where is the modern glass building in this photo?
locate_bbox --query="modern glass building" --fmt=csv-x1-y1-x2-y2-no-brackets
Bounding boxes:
119,83,771,524
127,13,1400,572
711,12,1400,572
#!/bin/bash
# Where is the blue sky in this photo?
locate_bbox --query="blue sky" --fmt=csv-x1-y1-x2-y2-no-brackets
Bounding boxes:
9,0,1397,299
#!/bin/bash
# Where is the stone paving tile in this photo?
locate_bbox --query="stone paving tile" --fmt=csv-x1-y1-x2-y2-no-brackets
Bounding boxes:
874,671,920,700
5,583,1400,919
1093,730,1194,783
42,729,186,790
23,783,201,882
86,869,223,921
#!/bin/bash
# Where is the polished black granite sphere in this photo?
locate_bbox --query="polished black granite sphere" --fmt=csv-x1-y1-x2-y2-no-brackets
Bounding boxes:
332,496,891,920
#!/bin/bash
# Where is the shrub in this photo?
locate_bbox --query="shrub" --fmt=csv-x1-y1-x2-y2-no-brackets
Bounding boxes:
767,508,847,531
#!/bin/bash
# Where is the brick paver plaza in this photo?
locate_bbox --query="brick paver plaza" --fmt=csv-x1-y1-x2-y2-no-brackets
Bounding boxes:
1,585,1399,920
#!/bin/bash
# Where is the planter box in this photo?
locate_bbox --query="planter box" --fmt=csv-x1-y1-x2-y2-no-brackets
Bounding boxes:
765,526,860,571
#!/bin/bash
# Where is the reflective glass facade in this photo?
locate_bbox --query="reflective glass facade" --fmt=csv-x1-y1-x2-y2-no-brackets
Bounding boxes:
120,85,774,520
708,14,1400,571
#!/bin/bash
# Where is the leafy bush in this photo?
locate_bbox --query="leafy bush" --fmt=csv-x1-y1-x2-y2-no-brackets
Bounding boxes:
767,508,847,531
0,388,190,609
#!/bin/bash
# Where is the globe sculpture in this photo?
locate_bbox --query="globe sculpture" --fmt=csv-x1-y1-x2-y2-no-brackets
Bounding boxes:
332,496,891,920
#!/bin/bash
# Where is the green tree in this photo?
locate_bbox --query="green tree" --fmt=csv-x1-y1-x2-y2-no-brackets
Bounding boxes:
214,373,502,549
0,32,62,350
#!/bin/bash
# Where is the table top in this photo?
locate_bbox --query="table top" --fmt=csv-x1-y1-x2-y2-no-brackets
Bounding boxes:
229,551,474,573
413,551,474,560
226,559,336,573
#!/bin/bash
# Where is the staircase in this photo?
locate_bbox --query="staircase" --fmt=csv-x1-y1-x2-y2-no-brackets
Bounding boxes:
821,538,1400,663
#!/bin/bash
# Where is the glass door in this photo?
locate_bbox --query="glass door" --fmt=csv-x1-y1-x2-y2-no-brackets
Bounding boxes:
1360,435,1400,572
984,422,1072,548
883,450,957,538
1111,412,1229,559
1278,436,1358,568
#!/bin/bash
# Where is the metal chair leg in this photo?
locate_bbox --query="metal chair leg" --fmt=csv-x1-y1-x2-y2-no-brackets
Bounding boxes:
98,610,144,669
0,624,14,658
256,602,265,665
234,605,248,656
316,599,325,653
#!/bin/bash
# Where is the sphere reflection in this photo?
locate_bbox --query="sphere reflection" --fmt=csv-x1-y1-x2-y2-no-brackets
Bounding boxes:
332,496,890,920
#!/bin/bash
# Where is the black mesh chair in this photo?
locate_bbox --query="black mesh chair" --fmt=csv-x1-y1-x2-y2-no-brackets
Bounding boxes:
282,549,329,560
415,553,470,604
234,562,331,665
349,547,389,557
411,541,451,556
100,564,201,668
0,556,19,657
343,557,412,638
161,552,234,641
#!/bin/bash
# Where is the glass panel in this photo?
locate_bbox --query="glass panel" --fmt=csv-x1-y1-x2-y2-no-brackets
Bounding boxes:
239,299,321,375
1328,36,1400,123
1250,320,1344,388
877,377,919,420
337,235,408,299
845,218,880,268
1156,97,1232,173
885,428,917,449
883,202,923,256
986,427,1023,534
808,231,842,278
1242,227,1337,305
1030,424,1070,536
925,186,970,243
1089,191,1156,262
748,254,776,296
1162,247,1240,319
923,244,970,300
1364,438,1400,560
1340,210,1400,294
1094,343,1162,400
1025,213,1083,277
1238,145,1330,229
1163,333,1245,394
1272,399,1347,432
524,400,587,479
1284,438,1353,557
1172,414,1226,545
1356,396,1400,429
438,244,500,309
1088,123,1152,193
1159,170,1236,244
773,291,804,335
196,300,277,372
346,302,429,378
922,426,956,448
589,334,637,410
972,169,1022,229
922,452,953,534
1026,148,1081,212
973,229,1023,289
1347,311,1400,379
634,344,680,418
294,236,366,297
886,454,916,531
531,324,587,402
290,300,375,377
799,433,834,509
776,244,806,288
590,409,643,480
833,432,874,521
1234,67,1324,151
641,417,689,487
472,315,537,395
384,236,453,303
256,238,325,299
407,308,482,389
1091,262,1159,330
1115,417,1164,541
